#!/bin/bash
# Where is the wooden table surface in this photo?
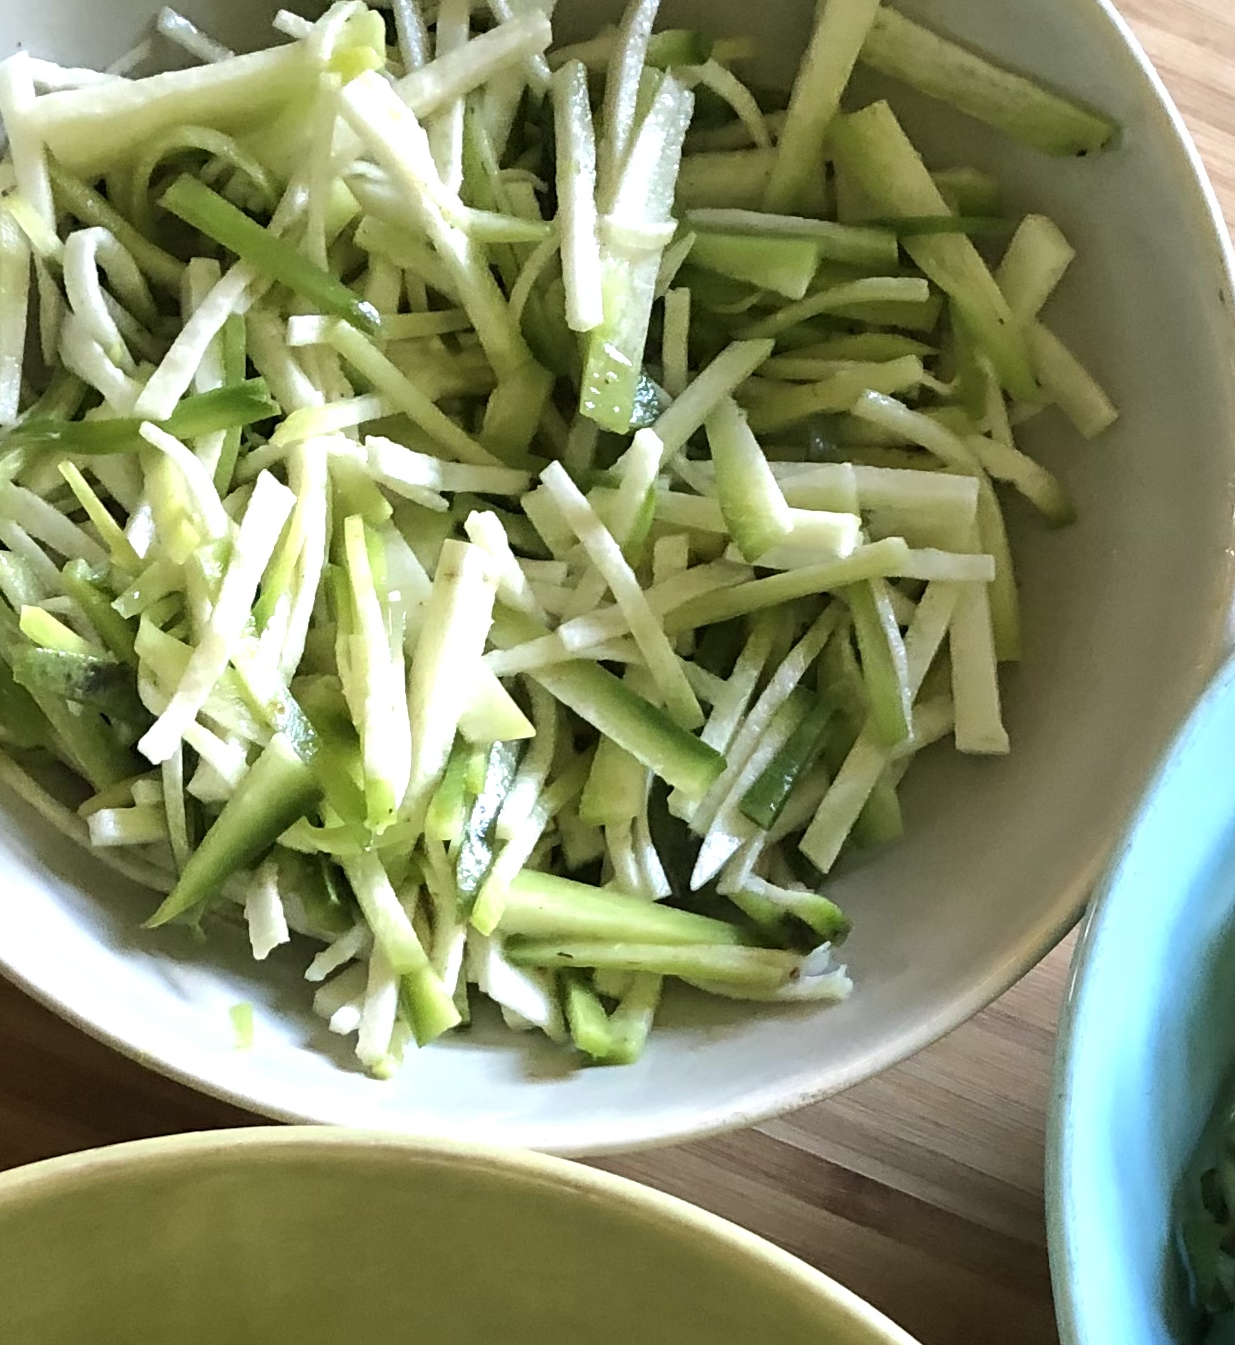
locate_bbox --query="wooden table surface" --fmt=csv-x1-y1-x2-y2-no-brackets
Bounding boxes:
3,4,1234,1344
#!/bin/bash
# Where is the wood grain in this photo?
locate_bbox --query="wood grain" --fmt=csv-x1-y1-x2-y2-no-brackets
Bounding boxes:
1,6,1232,1345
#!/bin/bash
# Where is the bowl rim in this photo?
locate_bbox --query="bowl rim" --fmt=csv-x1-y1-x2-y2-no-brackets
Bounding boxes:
3,0,1235,1156
1046,651,1235,1343
0,1124,921,1344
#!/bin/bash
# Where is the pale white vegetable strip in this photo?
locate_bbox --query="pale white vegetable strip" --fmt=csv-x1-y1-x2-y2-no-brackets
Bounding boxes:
135,263,259,420
425,0,470,193
682,59,770,149
249,308,324,414
160,747,190,873
63,228,154,372
245,857,290,960
495,684,558,841
508,234,561,324
391,0,432,71
996,214,1074,325
355,945,400,1070
1027,323,1118,439
138,423,231,540
464,509,547,621
633,799,672,898
305,924,371,984
490,560,748,669
24,59,124,92
605,427,663,545
691,697,801,888
474,760,587,934
0,529,56,595
399,8,552,116
763,0,882,212
105,39,154,77
273,11,315,40
342,852,439,977
486,0,552,90
278,440,330,682
323,321,501,467
655,229,697,299
692,607,841,837
0,483,109,567
137,470,294,765
315,964,366,1035
404,540,498,828
552,59,603,332
798,588,960,871
661,287,690,398
650,339,774,464
339,72,533,379
86,805,167,847
596,0,661,209
344,515,413,827
59,313,142,414
363,434,531,496
467,932,565,1039
0,55,54,230
156,8,235,64
542,461,703,730
27,43,316,175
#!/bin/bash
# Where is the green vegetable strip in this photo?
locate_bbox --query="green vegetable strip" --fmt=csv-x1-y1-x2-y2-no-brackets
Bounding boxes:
146,733,321,927
161,175,379,336
323,321,501,468
706,397,793,563
6,380,279,453
995,214,1075,324
859,7,1118,157
61,561,136,662
688,232,821,300
762,0,882,213
11,645,145,721
650,338,773,463
30,42,316,175
739,691,836,830
491,610,723,799
738,278,932,342
396,10,553,118
744,356,926,434
844,578,912,747
0,210,29,427
507,940,799,991
664,537,913,633
831,102,1037,401
581,73,694,431
685,208,898,267
405,540,499,832
338,71,536,381
552,60,604,332
541,461,702,730
498,869,742,945
596,0,663,209
1027,324,1118,440
47,158,185,291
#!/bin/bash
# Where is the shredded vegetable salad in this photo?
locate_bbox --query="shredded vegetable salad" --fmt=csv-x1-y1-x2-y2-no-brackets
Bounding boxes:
0,0,1118,1073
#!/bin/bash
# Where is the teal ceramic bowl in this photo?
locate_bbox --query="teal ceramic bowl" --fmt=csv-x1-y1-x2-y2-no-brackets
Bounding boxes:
1049,653,1235,1343
0,1127,920,1345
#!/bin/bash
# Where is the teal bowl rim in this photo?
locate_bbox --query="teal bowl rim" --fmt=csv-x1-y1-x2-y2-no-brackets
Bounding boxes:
0,1125,921,1344
1048,651,1235,1343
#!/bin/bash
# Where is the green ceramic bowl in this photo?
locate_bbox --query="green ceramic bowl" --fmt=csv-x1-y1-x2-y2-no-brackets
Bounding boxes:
0,1127,918,1345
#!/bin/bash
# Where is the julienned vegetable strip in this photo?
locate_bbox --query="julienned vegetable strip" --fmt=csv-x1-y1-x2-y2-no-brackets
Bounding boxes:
858,6,1119,157
160,175,380,335
0,0,1117,1075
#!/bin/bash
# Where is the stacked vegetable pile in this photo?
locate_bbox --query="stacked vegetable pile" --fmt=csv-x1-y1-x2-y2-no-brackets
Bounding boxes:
0,0,1117,1072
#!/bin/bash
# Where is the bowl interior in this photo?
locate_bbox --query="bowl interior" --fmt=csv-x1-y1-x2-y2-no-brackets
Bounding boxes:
1,0,1234,1152
0,1128,917,1345
1051,653,1235,1345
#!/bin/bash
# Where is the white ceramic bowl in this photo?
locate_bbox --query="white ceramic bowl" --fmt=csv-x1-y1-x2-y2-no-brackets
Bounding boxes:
2,0,1234,1154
